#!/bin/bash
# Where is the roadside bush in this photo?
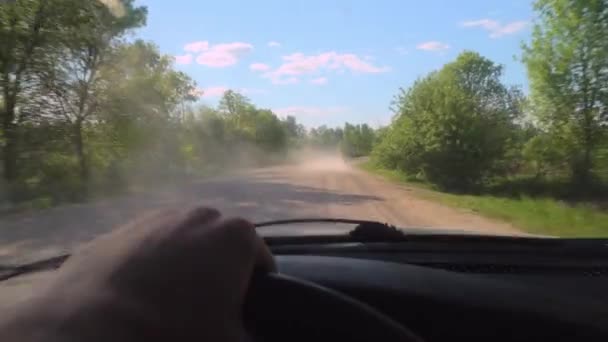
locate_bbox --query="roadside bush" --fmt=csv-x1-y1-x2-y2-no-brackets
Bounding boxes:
374,52,523,191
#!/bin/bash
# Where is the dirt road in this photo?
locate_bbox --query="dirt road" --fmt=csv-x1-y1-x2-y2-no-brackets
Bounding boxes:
0,157,521,264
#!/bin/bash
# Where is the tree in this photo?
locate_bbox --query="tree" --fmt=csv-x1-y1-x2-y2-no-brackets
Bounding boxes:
308,125,343,149
522,0,608,186
218,90,256,129
282,115,306,147
0,0,57,182
254,109,287,153
0,0,294,207
96,40,197,178
373,51,522,190
38,0,147,186
522,133,568,178
341,123,375,157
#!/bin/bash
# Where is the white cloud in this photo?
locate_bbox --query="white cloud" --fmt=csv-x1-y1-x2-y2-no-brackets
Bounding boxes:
262,51,389,84
194,86,268,98
310,77,328,85
268,41,281,48
461,19,528,38
416,41,450,52
181,41,254,67
490,21,528,38
196,42,253,67
184,41,210,53
174,54,193,65
249,63,272,72
273,106,347,117
461,19,500,30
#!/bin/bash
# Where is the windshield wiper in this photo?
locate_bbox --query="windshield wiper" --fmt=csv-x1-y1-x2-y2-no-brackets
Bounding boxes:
0,219,402,282
0,254,69,282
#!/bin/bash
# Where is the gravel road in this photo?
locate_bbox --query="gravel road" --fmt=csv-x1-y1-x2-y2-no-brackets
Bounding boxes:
0,157,521,265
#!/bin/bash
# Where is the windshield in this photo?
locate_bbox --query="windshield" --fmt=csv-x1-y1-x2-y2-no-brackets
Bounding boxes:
1,0,607,264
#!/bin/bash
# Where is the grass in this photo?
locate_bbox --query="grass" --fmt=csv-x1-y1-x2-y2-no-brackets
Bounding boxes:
359,161,608,238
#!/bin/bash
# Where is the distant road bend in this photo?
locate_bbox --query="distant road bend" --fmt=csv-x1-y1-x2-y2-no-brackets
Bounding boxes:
0,156,521,264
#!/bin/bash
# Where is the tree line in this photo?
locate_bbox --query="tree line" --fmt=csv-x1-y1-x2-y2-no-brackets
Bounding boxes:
307,123,376,158
0,0,378,208
372,0,608,198
3,0,605,209
0,0,311,207
0,0,207,206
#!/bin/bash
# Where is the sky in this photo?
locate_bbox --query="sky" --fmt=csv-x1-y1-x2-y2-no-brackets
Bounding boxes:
135,0,534,127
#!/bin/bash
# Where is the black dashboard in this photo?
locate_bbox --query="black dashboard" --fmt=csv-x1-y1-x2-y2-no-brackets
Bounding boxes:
269,239,608,341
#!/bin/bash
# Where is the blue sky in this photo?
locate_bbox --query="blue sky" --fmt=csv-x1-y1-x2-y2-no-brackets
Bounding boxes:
135,0,534,127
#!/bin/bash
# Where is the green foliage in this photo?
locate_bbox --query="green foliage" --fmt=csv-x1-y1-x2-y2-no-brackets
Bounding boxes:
254,109,287,153
373,51,523,191
362,161,608,237
521,134,568,178
308,126,343,149
282,116,307,148
0,1,298,208
522,0,608,186
305,122,376,158
341,123,375,157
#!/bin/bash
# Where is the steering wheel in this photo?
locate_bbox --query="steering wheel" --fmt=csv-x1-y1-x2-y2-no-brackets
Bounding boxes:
244,273,424,342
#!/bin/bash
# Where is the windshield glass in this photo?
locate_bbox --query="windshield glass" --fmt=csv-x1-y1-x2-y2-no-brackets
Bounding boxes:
1,0,607,264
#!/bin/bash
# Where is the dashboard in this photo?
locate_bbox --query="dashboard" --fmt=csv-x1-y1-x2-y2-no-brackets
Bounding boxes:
269,240,608,341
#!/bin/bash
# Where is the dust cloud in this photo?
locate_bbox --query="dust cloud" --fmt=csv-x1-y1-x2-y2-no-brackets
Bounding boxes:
288,149,353,173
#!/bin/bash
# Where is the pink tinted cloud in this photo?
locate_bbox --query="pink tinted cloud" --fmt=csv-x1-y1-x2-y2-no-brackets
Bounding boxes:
249,63,272,72
461,19,500,30
194,86,268,98
490,21,528,38
263,51,389,84
175,54,193,65
195,42,253,67
184,41,209,52
461,19,528,38
333,54,388,73
416,41,450,51
181,41,253,67
310,77,328,85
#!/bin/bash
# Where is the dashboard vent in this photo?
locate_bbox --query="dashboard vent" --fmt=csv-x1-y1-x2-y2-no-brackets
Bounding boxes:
419,263,608,276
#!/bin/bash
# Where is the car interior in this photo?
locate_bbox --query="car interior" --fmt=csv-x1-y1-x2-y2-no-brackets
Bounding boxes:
2,220,608,342
244,220,608,342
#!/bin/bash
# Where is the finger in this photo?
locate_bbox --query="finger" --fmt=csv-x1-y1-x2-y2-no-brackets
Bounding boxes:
212,217,276,274
252,231,276,274
72,208,181,257
179,207,222,231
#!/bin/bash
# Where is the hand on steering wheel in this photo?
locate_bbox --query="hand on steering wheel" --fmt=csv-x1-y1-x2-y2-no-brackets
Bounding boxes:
0,207,422,342
0,207,274,341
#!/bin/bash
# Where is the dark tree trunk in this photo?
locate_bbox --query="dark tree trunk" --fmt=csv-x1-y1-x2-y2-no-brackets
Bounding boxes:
2,105,18,183
73,120,89,195
580,144,593,186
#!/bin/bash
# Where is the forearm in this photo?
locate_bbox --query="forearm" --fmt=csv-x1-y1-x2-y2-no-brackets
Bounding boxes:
0,291,246,342
0,288,141,342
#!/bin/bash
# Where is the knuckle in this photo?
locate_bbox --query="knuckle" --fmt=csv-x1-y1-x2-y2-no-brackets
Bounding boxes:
220,217,256,242
186,207,221,222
